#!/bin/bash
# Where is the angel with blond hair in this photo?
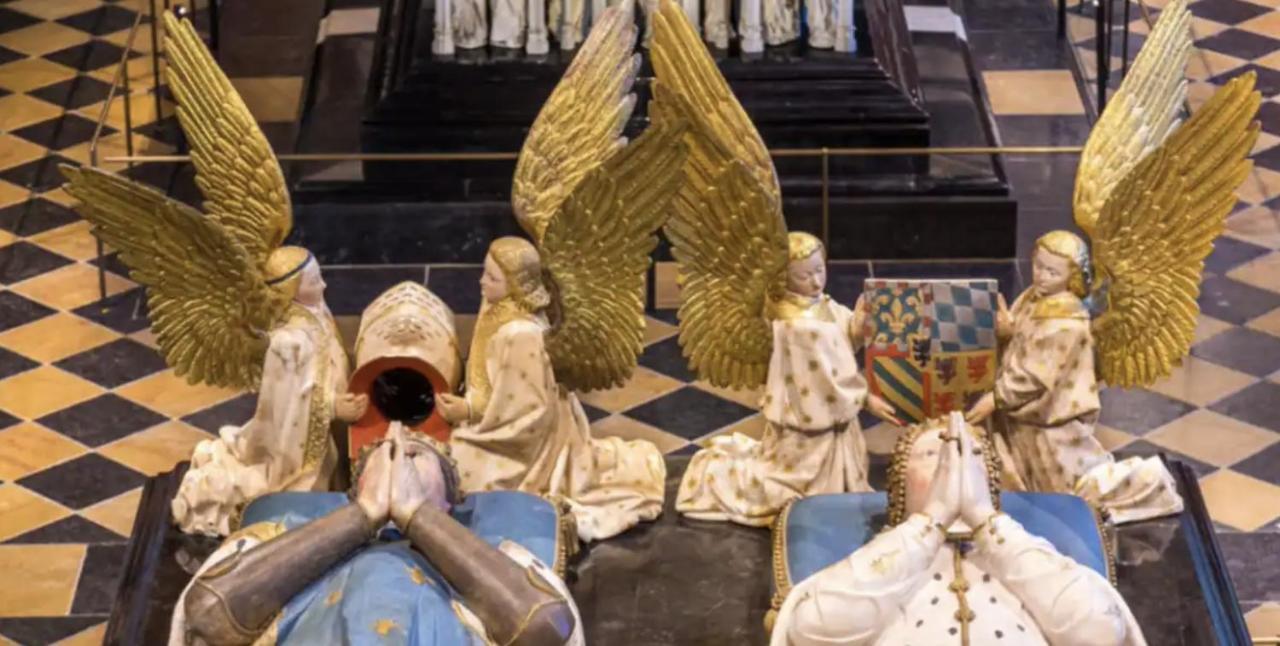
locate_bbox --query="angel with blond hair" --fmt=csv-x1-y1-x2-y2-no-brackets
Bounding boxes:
61,14,368,536
433,4,688,541
644,0,896,528
965,0,1261,524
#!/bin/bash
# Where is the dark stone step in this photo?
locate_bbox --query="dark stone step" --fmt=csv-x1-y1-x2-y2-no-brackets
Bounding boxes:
288,191,1016,264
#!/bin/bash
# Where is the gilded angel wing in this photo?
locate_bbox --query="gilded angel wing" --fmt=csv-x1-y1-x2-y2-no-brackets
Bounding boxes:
511,3,640,242
162,13,291,264
523,2,690,391
1072,0,1192,236
648,0,788,389
1091,73,1260,388
541,118,690,392
61,165,276,390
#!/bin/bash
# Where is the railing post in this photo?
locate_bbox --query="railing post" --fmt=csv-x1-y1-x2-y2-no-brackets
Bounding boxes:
821,147,830,252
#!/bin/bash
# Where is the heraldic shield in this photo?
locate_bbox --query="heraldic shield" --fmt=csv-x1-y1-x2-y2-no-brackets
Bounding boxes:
862,279,999,424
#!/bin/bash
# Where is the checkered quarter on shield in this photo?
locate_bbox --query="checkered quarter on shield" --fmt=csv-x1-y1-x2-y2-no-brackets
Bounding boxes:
863,279,999,424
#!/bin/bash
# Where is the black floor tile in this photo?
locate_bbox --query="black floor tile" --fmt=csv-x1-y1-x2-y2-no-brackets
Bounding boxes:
1196,28,1280,61
582,401,610,423
1114,439,1217,477
72,287,149,333
181,393,257,433
425,265,482,314
88,251,130,279
1210,381,1280,433
17,453,145,509
1257,101,1280,137
0,240,74,284
27,74,116,111
321,265,426,316
1205,236,1271,275
967,28,1072,70
57,5,141,35
0,155,80,192
121,160,182,193
638,335,696,382
1218,531,1280,603
995,115,1091,146
0,44,21,66
37,393,167,447
134,115,184,147
54,337,168,388
1211,64,1280,105
622,386,756,441
11,111,110,149
1253,137,1280,178
646,308,680,326
5,515,125,544
0,345,37,381
42,39,138,71
0,290,54,332
1230,440,1280,487
0,409,15,433
0,7,39,33
0,197,80,236
1098,387,1197,435
1192,327,1280,377
1196,275,1280,324
0,617,106,646
1187,0,1271,24
71,543,130,615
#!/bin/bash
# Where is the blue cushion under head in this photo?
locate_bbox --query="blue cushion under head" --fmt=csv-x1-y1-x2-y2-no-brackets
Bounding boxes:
778,492,1110,590
241,490,563,569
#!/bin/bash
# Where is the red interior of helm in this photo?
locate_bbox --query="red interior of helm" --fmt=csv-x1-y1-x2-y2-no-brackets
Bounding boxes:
347,356,452,460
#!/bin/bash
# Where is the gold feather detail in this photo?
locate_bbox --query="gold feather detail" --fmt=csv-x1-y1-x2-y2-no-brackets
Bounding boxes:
1091,72,1260,388
60,165,276,389
514,3,690,392
511,4,641,244
162,13,292,266
650,0,788,389
1073,0,1192,237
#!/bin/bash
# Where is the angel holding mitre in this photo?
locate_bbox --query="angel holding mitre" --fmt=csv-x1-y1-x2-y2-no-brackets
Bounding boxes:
427,4,687,542
61,14,369,536
964,0,1261,524
642,0,897,528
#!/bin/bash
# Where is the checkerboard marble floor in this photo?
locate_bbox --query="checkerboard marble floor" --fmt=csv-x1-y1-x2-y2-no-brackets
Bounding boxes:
0,0,1278,643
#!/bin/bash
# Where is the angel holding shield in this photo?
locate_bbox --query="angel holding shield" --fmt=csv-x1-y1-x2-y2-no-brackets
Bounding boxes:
965,0,1260,524
645,0,897,528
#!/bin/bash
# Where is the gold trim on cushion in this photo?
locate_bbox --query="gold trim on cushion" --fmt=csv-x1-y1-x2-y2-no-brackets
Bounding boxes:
765,498,797,633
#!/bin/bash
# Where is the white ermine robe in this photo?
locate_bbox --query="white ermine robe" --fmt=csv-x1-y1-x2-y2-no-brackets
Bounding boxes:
772,513,1147,646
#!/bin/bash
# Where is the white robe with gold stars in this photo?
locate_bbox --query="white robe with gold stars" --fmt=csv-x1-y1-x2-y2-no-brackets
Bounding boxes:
993,291,1182,524
676,295,872,527
449,314,666,542
771,513,1147,646
170,304,349,536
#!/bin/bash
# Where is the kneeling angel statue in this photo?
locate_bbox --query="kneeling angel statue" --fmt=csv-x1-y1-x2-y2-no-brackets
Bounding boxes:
646,0,898,528
62,13,368,537
432,3,688,541
965,0,1261,525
